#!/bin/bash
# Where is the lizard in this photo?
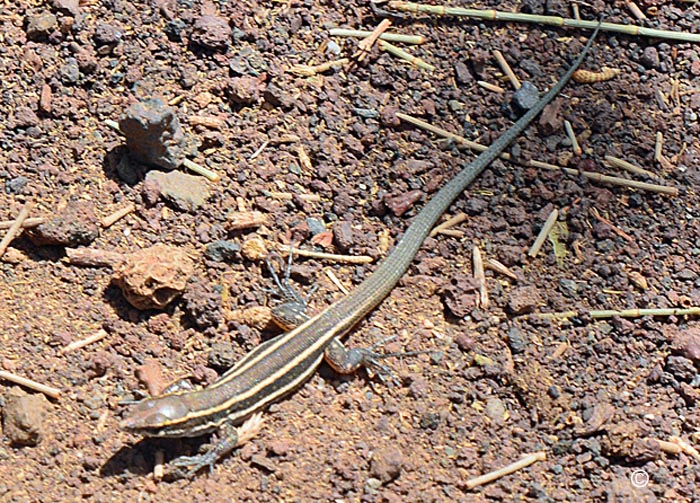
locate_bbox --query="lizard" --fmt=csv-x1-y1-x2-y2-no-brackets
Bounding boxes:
120,24,601,476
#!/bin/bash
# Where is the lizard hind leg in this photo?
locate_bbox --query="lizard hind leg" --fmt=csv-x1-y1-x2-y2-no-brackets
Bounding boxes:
264,250,315,330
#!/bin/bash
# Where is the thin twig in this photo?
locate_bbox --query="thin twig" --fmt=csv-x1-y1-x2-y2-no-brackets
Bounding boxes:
329,28,426,44
59,329,109,355
528,208,558,258
590,208,635,242
0,204,31,259
0,370,61,399
101,204,135,228
355,19,392,63
473,245,489,309
378,40,435,71
396,112,679,196
492,50,520,89
464,451,546,490
388,2,700,43
563,120,582,156
0,217,43,230
278,245,374,264
430,212,468,237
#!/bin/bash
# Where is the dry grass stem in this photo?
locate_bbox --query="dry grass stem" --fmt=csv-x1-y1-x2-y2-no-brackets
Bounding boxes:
154,450,165,481
388,1,700,43
188,115,225,130
492,50,520,89
528,208,558,258
604,155,659,179
325,269,350,295
265,191,321,202
572,67,620,83
477,81,505,93
654,131,663,161
0,370,61,399
377,40,435,71
589,307,700,318
278,245,373,264
563,120,582,155
396,112,679,196
430,212,467,237
249,140,270,160
655,439,683,455
182,159,220,182
473,245,489,309
104,119,220,181
485,258,518,280
669,436,700,462
627,2,647,20
329,28,425,44
0,217,43,230
464,451,546,490
101,204,135,227
289,58,349,77
65,247,125,267
0,204,31,259
59,329,109,355
228,211,267,231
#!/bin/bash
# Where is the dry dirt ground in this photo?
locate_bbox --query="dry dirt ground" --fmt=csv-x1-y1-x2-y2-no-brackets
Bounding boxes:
1,0,700,502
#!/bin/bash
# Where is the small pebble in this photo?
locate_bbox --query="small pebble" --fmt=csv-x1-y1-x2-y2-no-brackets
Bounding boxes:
25,11,57,40
268,440,290,457
3,389,48,447
484,396,507,426
511,81,540,114
51,0,80,17
369,446,404,483
112,245,194,310
191,15,232,50
506,285,542,315
672,328,700,363
27,201,99,247
143,170,211,212
204,240,240,262
241,236,268,261
119,98,191,171
12,106,40,129
59,58,80,84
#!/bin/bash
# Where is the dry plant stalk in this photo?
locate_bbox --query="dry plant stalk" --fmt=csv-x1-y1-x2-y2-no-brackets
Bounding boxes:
464,451,546,489
355,18,392,62
492,50,520,89
0,204,32,259
528,208,558,258
0,370,61,399
396,112,679,196
473,245,489,309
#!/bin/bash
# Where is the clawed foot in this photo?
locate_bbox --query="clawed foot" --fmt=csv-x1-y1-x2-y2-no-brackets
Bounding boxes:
163,412,265,480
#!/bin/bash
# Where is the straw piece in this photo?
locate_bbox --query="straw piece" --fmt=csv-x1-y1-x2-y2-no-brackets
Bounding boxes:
0,370,61,399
